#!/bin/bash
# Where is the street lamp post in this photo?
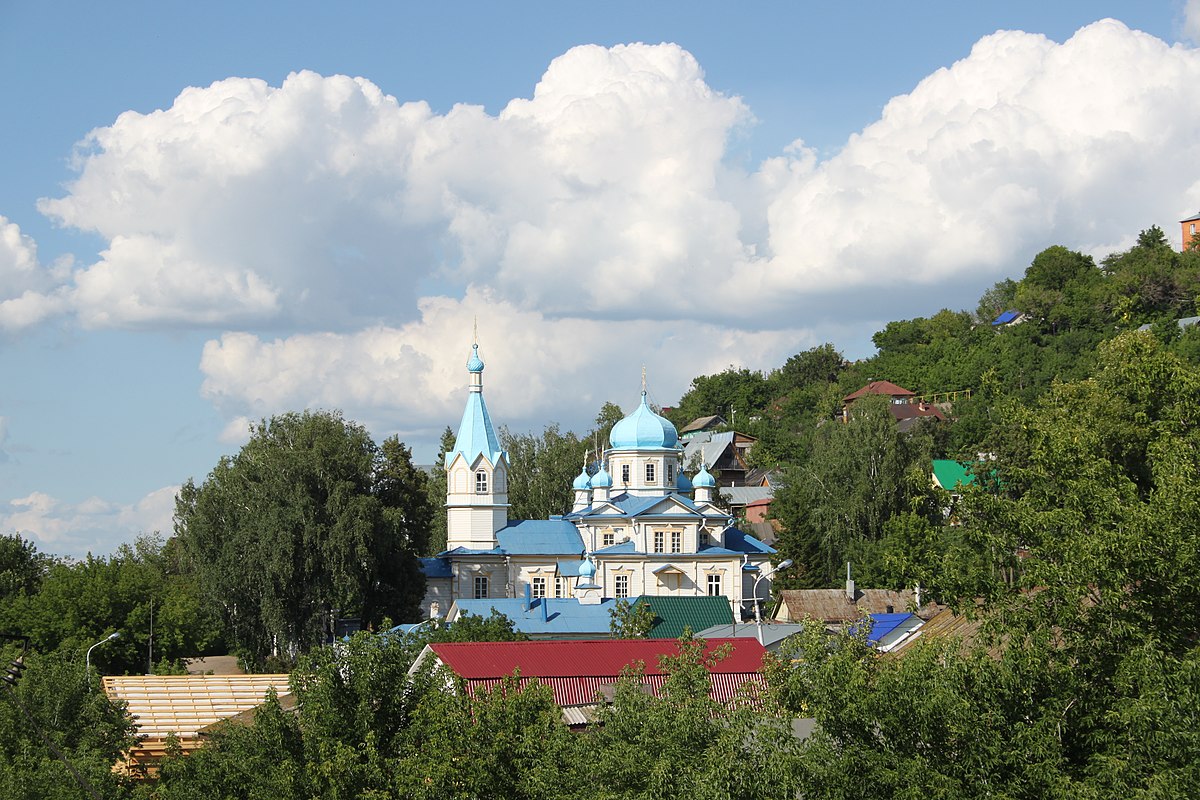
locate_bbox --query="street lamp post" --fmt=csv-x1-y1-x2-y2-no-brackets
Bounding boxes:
753,559,793,646
85,632,119,689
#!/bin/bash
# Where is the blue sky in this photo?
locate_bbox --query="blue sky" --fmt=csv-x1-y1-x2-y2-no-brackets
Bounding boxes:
1,1,1197,557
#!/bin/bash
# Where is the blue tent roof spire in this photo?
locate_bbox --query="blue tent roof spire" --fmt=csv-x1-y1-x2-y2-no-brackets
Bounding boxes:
447,340,504,468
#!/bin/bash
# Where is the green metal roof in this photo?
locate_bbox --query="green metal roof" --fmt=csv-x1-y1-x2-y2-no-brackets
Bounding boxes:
931,459,977,490
635,595,735,639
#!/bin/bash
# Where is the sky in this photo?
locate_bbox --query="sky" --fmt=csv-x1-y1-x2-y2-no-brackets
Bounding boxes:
3,1,1200,558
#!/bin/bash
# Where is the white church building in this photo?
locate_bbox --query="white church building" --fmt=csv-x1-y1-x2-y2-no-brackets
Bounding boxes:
419,343,777,619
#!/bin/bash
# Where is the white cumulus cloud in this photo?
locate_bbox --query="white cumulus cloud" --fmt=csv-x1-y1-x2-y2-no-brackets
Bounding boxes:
2,486,180,558
198,288,810,444
0,216,69,331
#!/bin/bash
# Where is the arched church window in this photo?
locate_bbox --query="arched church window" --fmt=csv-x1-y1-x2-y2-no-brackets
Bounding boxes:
475,469,488,493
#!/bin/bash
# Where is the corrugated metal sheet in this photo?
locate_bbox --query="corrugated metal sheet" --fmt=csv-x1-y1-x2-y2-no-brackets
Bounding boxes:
458,667,764,707
887,607,987,657
721,486,774,506
428,637,765,680
637,595,735,639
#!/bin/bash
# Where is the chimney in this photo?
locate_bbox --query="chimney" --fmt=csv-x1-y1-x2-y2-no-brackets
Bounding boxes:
523,583,531,612
541,596,549,622
845,562,855,603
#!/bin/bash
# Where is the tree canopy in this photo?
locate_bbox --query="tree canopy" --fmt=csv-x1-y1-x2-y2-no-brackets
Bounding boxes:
173,410,429,668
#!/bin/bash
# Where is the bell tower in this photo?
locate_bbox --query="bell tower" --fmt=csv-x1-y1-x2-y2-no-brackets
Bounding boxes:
444,341,509,550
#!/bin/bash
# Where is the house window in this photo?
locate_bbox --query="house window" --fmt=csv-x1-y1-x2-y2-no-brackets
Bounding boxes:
671,531,682,553
707,574,722,597
621,464,630,484
473,576,489,599
555,576,565,598
645,462,656,484
667,464,675,485
614,574,629,598
602,531,615,547
475,470,488,493
531,577,547,599
653,530,665,553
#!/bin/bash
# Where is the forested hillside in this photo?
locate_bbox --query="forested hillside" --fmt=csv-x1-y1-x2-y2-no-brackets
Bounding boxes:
2,226,1199,797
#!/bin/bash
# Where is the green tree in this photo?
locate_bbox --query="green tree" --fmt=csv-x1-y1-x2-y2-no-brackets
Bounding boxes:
770,395,936,588
608,598,655,638
500,424,586,520
0,533,47,601
174,410,426,668
423,426,456,556
0,647,138,800
0,535,223,677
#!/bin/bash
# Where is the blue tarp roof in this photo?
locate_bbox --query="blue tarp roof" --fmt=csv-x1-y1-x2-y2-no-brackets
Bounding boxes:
496,519,585,555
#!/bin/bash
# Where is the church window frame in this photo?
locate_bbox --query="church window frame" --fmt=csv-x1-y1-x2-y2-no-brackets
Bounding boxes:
555,576,565,598
653,530,665,553
621,464,630,484
671,530,682,553
473,575,489,599
614,574,630,598
646,462,656,484
667,463,675,485
475,469,489,494
531,577,547,599
707,574,722,597
602,531,615,547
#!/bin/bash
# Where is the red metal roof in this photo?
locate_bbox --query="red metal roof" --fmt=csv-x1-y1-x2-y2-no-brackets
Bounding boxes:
426,638,767,708
843,380,915,402
428,638,765,679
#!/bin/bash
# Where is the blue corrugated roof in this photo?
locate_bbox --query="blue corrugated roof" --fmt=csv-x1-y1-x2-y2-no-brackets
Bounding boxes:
991,309,1020,326
496,519,585,555
594,541,640,555
714,528,776,555
452,598,618,635
420,557,453,579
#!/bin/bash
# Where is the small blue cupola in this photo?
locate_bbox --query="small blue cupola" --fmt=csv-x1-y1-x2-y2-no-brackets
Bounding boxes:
591,463,613,503
572,465,592,512
693,464,717,503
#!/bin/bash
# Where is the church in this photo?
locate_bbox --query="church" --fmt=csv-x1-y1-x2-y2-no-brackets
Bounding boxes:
419,342,777,620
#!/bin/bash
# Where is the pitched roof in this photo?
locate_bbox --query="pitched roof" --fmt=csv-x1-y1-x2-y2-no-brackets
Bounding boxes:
450,597,618,636
721,486,774,506
103,674,291,773
418,638,766,713
679,414,726,434
423,637,764,679
775,588,935,624
843,380,915,403
931,459,978,491
634,595,735,638
991,309,1021,325
695,622,808,648
886,606,988,657
496,519,584,555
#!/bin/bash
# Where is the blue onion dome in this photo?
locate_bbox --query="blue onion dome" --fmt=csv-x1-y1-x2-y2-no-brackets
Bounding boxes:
579,554,597,578
608,392,679,449
676,470,693,491
693,464,716,488
591,465,613,488
572,466,592,490
466,344,484,373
